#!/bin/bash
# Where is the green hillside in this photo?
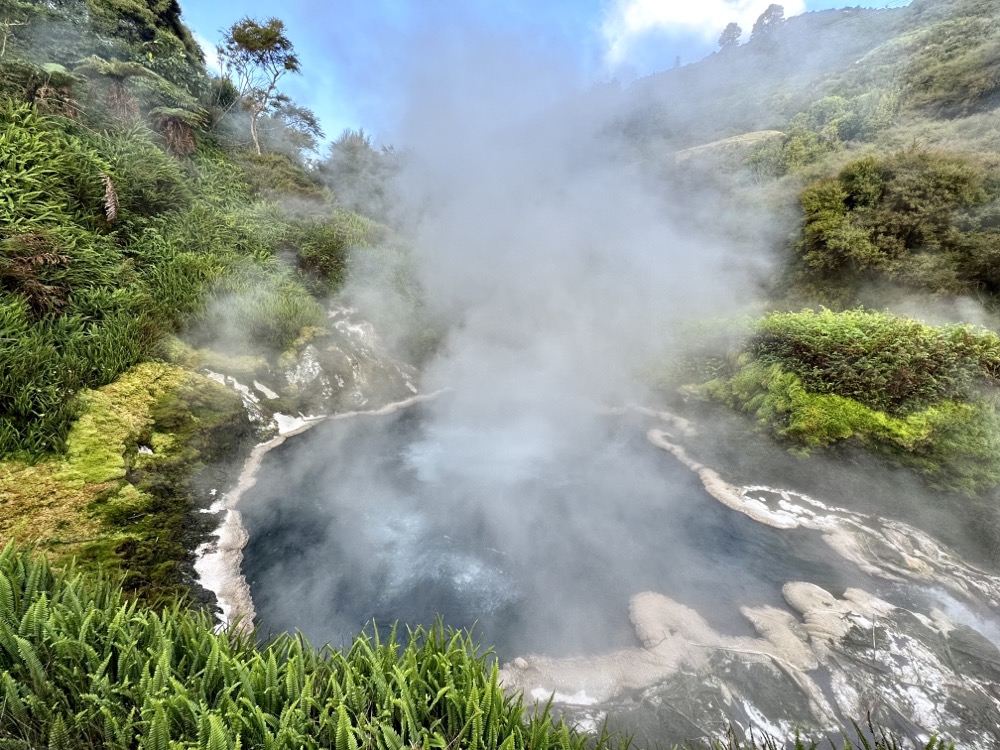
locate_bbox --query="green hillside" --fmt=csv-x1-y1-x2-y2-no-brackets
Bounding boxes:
0,0,410,600
639,0,1000,563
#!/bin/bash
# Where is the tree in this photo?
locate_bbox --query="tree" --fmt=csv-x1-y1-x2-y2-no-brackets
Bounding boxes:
718,22,742,51
319,129,398,220
751,4,784,39
219,17,300,155
259,97,324,158
74,55,165,120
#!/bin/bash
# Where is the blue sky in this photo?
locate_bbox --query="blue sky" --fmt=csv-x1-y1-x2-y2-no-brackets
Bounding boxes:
178,0,909,146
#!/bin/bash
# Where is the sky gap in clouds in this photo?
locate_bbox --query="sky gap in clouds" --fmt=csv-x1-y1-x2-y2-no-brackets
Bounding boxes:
602,0,807,65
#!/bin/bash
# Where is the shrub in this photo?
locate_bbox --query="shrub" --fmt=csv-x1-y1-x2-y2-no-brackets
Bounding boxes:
702,309,1000,492
749,309,1000,414
0,100,108,230
790,148,994,300
290,209,384,293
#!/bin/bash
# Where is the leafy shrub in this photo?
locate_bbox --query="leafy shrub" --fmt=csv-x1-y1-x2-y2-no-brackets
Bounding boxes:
789,148,995,300
702,309,1000,492
706,359,1000,492
0,100,108,230
0,102,165,455
290,209,384,293
233,151,328,200
749,309,1000,414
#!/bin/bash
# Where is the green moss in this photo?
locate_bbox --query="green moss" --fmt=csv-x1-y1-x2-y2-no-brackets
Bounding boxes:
705,359,1000,492
0,362,248,601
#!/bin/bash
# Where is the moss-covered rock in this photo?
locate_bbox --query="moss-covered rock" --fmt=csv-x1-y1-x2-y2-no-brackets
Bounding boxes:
0,361,251,604
684,310,1000,494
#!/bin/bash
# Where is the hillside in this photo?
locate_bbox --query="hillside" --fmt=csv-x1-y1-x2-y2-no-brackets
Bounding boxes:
626,0,1000,568
0,0,421,602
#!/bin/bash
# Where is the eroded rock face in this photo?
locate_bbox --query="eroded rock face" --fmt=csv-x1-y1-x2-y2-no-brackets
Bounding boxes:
201,305,422,433
280,306,420,413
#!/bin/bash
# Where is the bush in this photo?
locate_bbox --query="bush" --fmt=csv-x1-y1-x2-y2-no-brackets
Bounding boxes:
702,309,1000,492
749,309,1000,414
0,102,165,456
789,148,995,300
290,209,384,293
0,100,108,230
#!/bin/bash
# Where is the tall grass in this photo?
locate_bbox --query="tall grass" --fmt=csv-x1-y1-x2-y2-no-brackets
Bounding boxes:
0,545,956,750
0,545,602,750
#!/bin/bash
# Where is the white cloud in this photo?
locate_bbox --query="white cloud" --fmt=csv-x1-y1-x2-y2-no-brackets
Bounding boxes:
192,30,222,74
602,0,807,65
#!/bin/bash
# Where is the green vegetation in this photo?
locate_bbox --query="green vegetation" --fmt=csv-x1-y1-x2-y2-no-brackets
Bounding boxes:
747,309,1000,413
699,310,1000,493
900,1,1000,116
0,0,406,605
0,362,248,602
0,97,361,457
0,3,395,458
636,0,1000,511
0,544,602,750
785,148,1000,305
0,0,997,745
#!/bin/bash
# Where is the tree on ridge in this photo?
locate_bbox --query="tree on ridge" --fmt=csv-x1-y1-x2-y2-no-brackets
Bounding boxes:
719,22,742,50
752,4,785,39
219,16,300,155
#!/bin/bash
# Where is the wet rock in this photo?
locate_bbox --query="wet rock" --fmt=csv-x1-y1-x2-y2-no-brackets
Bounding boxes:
504,583,1000,748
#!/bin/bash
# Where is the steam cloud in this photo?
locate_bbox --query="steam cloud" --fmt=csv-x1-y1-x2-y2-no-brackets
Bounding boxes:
240,8,796,654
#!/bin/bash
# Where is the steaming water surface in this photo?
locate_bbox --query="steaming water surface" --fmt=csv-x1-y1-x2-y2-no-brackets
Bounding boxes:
241,403,873,657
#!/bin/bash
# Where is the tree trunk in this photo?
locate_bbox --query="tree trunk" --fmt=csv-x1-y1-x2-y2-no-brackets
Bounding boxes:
250,109,262,155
